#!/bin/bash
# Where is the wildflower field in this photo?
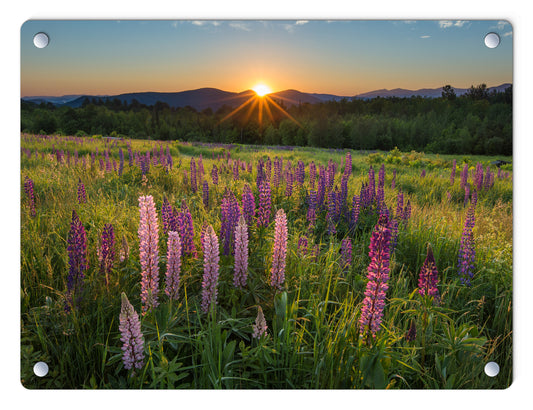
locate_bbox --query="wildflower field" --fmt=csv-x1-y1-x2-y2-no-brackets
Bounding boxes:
20,133,512,389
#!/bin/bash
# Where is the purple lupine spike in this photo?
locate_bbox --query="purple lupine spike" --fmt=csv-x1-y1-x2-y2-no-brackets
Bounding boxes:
270,208,288,290
351,194,360,229
242,184,256,226
458,206,476,285
297,235,308,257
403,200,411,224
99,157,105,172
359,213,391,338
165,231,182,300
119,293,145,371
341,238,352,270
24,176,36,217
296,160,305,185
395,191,404,220
257,181,272,228
77,178,87,204
211,165,219,185
464,184,470,208
471,190,478,208
118,148,124,176
66,210,87,311
202,180,209,209
326,190,337,235
99,224,115,286
221,190,241,256
161,197,173,236
376,185,385,211
344,152,352,177
460,164,468,189
190,158,197,193
450,159,457,185
475,162,484,191
233,161,240,181
178,201,197,258
340,174,349,212
138,195,160,313
307,190,318,226
201,225,220,314
420,169,426,178
233,215,249,288
418,244,440,300
256,160,265,190
309,161,316,189
252,306,268,339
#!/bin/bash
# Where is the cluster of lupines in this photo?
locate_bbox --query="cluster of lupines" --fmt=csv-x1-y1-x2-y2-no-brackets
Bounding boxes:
221,190,241,256
119,293,145,372
458,206,476,285
270,209,288,290
99,224,115,286
233,216,249,288
201,225,220,314
309,161,316,189
257,181,272,228
165,231,182,300
460,163,469,189
359,213,391,338
241,184,256,226
66,210,87,311
23,176,36,217
474,162,484,191
418,245,440,300
138,195,160,313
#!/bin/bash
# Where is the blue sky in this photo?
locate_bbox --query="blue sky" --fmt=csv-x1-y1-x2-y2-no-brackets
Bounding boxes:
21,19,513,96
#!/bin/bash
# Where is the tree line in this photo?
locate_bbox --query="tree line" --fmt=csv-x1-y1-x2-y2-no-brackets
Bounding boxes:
21,84,512,156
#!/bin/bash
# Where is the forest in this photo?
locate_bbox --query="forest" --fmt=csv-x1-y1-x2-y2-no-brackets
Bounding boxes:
21,84,512,156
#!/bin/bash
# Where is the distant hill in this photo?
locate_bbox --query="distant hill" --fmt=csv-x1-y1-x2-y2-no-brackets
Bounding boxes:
21,83,512,110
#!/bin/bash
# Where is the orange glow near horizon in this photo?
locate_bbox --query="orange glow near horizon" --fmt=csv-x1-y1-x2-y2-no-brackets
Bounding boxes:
252,84,272,97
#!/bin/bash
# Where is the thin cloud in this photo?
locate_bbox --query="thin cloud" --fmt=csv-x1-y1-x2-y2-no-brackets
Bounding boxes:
229,22,251,31
191,21,221,27
493,21,510,30
420,35,431,39
503,31,513,37
295,20,309,25
439,20,469,29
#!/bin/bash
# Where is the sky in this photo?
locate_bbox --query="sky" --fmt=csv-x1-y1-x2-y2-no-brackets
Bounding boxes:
20,19,513,97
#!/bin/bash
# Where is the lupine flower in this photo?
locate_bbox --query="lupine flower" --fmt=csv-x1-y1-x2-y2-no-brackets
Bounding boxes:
309,161,316,189
341,238,352,270
161,197,173,235
395,191,404,220
233,216,249,288
458,206,476,285
403,200,411,224
257,181,272,228
99,224,115,286
211,164,219,185
351,194,360,228
178,201,197,258
418,245,440,300
297,235,308,257
165,231,182,300
202,180,209,209
252,306,268,339
359,213,391,338
24,176,36,217
221,190,241,256
460,164,468,189
405,319,417,342
296,160,305,185
201,225,220,314
326,190,337,235
420,169,426,178
138,195,160,313
242,184,256,226
119,235,129,263
450,159,457,185
190,158,197,193
66,210,87,311
119,293,144,371
471,190,478,208
233,161,240,181
256,160,265,190
475,162,484,191
464,184,470,208
307,190,318,226
344,152,352,177
270,208,288,290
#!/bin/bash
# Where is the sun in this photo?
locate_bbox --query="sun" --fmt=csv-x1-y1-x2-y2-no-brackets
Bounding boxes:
252,83,272,97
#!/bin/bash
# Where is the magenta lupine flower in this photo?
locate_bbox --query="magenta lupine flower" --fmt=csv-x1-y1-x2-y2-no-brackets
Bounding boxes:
359,213,391,338
256,160,265,190
138,195,160,313
460,164,468,189
418,245,440,300
270,208,288,290
165,231,182,300
341,238,352,270
242,184,256,226
344,152,352,176
458,206,476,285
252,305,268,339
211,165,219,185
221,190,241,256
475,162,484,191
296,160,305,185
99,224,115,286
257,181,272,228
202,181,209,209
66,210,87,311
119,293,145,371
420,169,426,178
351,194,360,229
450,159,457,185
161,197,173,235
201,225,220,314
471,190,478,208
273,158,281,188
233,216,249,288
24,176,36,217
233,161,240,181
